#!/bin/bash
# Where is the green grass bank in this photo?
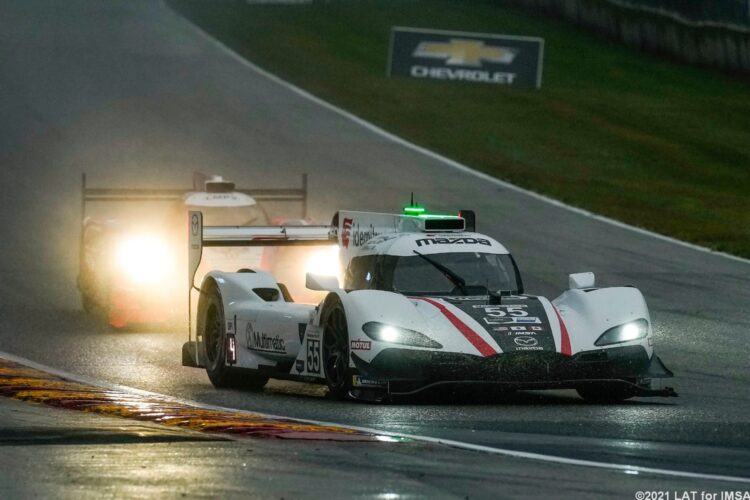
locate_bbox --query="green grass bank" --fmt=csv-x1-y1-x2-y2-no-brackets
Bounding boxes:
168,0,750,258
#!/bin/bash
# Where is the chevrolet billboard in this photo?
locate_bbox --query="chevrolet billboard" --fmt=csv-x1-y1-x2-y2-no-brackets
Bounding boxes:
388,27,544,89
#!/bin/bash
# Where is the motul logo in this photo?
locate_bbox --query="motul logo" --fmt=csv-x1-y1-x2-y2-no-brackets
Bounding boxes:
350,340,371,350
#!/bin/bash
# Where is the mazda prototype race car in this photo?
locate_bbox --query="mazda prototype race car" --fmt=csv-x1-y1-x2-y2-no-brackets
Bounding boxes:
182,206,677,402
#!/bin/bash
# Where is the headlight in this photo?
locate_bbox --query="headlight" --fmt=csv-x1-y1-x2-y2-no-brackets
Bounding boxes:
362,322,442,349
594,319,649,346
115,235,171,284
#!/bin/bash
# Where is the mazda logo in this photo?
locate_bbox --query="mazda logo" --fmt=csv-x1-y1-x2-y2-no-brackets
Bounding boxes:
514,336,538,347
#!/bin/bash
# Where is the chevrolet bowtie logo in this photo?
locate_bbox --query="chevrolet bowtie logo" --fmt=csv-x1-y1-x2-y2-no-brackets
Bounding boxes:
413,38,517,67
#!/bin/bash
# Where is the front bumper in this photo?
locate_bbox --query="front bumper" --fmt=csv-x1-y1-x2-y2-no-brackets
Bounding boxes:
350,345,676,398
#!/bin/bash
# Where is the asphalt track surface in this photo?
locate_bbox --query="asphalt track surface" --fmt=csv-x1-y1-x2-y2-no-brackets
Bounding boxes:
1,0,749,496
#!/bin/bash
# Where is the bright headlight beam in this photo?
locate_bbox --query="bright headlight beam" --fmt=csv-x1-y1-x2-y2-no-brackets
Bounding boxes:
594,319,648,346
304,246,340,278
620,323,641,341
361,322,443,349
379,326,399,343
115,235,170,284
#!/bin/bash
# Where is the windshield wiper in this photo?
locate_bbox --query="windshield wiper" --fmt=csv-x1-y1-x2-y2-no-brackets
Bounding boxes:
413,250,468,295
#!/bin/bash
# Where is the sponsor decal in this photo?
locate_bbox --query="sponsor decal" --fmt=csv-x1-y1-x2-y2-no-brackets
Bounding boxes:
350,340,372,351
514,317,541,324
341,218,382,249
191,214,200,236
415,237,491,247
226,321,234,333
341,218,353,248
246,323,286,354
352,375,386,388
484,316,541,325
306,339,321,373
414,39,517,67
410,66,516,84
513,335,543,351
305,326,321,340
460,297,555,352
295,359,305,374
388,27,544,89
514,336,538,347
477,304,540,325
352,223,380,247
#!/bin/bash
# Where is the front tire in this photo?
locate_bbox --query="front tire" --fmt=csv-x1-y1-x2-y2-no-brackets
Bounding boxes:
199,281,268,390
322,297,351,400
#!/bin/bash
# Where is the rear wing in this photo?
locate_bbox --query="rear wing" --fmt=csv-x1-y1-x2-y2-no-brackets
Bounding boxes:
186,211,335,359
188,210,336,290
80,172,309,217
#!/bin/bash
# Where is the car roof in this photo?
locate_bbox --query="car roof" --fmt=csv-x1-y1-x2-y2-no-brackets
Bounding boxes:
356,232,509,257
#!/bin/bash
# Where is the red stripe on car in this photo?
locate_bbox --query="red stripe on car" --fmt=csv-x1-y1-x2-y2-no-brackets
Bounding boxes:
417,298,497,357
553,306,572,356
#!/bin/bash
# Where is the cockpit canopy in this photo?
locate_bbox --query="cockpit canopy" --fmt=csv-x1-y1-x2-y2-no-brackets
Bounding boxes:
344,232,523,296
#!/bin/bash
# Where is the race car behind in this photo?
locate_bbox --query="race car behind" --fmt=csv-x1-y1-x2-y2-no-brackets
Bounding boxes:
77,172,308,329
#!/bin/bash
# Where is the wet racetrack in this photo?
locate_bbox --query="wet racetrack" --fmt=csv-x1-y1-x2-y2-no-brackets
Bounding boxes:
1,0,749,495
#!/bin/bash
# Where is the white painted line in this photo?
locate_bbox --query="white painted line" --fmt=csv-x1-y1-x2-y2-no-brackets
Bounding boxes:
2,350,749,485
162,1,749,266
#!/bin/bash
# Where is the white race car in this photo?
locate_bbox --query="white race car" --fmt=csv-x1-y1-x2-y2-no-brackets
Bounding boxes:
182,206,677,402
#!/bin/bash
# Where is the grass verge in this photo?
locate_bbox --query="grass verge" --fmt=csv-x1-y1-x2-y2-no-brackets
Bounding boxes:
168,0,750,258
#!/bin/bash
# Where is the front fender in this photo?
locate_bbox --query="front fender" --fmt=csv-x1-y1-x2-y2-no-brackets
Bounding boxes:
552,287,652,356
340,290,426,334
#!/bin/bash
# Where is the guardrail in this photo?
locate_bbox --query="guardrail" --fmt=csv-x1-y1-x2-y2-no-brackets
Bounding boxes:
498,0,750,73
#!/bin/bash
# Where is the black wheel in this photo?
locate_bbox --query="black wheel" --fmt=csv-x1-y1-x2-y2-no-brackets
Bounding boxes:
322,297,351,400
199,281,268,390
576,383,636,403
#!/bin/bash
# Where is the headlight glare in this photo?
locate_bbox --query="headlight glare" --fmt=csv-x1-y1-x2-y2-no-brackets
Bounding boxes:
595,319,649,346
304,246,340,280
115,235,170,284
362,322,442,349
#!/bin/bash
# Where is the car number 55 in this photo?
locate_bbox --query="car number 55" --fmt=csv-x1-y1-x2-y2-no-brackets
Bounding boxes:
306,339,320,373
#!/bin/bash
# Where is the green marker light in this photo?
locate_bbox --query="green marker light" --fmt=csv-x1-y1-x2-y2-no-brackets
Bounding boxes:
403,205,426,215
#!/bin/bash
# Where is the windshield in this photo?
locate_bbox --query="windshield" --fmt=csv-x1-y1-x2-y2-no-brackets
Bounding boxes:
349,252,521,296
187,205,268,226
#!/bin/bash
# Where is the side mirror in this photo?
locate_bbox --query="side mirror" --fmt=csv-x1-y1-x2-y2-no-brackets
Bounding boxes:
305,273,340,291
569,272,595,289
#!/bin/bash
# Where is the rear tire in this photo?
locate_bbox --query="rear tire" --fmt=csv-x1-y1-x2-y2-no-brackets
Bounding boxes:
576,383,636,403
199,281,268,390
322,297,351,400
